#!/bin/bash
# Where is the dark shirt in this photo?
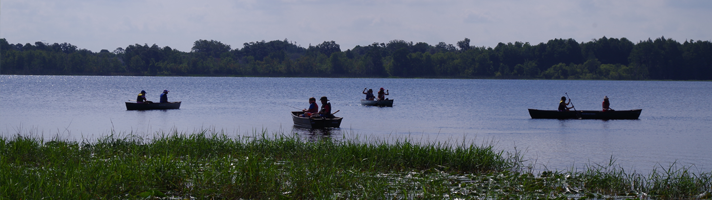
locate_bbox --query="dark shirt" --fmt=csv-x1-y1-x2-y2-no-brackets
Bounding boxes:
378,91,385,100
320,103,332,117
137,94,146,103
558,101,567,111
365,92,375,100
160,93,168,103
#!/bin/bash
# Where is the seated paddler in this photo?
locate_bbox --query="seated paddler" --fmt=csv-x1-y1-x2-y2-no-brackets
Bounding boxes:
377,88,389,100
362,88,375,100
318,96,333,118
160,90,169,103
558,96,572,111
602,96,614,112
137,90,153,104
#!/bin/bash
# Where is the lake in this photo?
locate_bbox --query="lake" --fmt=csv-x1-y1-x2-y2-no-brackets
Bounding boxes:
1,75,711,173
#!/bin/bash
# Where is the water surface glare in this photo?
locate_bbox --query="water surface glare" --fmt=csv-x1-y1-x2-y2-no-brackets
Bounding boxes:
2,75,711,173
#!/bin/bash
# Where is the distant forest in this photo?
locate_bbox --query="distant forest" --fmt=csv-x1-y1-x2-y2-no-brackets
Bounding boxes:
1,36,712,80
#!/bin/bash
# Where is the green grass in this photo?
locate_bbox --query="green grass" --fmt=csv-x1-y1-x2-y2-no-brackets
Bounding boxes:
1,130,711,199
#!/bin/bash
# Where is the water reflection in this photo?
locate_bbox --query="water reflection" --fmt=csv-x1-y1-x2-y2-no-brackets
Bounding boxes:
291,126,342,142
601,120,610,129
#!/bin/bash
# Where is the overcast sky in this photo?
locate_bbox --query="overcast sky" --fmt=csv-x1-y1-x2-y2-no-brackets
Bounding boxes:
2,0,711,52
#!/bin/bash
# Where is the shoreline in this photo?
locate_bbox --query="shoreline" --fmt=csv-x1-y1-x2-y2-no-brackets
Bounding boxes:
4,74,712,82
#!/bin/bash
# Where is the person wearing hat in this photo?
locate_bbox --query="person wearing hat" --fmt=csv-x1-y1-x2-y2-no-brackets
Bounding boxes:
160,90,169,103
377,87,389,101
318,96,333,118
602,96,614,112
137,90,153,104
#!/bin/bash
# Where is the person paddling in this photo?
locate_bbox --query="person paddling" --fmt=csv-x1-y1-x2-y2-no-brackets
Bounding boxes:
362,88,375,100
602,96,614,112
377,88,389,101
558,96,572,111
137,90,153,104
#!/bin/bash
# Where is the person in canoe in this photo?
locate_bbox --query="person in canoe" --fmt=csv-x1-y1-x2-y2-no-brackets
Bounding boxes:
160,90,169,103
362,88,375,100
377,88,389,100
602,96,614,112
558,96,572,111
137,90,153,104
318,96,334,118
301,97,319,117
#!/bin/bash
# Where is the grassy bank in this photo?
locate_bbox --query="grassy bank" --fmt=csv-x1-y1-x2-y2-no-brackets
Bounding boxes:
1,130,711,199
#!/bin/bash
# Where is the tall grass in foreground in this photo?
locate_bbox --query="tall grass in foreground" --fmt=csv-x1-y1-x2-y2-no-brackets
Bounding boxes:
0,130,514,199
1,130,711,199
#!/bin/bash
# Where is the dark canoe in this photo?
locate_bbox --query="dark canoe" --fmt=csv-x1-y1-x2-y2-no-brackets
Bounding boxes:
291,111,343,128
360,99,394,107
126,101,181,110
528,109,642,119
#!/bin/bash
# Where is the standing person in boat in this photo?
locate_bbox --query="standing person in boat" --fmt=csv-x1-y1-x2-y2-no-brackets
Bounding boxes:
318,96,334,118
137,90,153,104
602,96,614,112
558,96,572,111
160,90,169,103
301,97,319,117
377,88,389,100
362,88,375,100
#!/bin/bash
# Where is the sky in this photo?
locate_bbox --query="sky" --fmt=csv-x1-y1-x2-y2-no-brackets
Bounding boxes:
2,0,711,52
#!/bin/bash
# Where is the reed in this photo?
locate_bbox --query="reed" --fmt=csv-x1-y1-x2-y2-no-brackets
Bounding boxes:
1,130,710,199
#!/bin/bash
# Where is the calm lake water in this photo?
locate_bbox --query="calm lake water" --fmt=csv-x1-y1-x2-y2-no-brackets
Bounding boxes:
1,75,711,173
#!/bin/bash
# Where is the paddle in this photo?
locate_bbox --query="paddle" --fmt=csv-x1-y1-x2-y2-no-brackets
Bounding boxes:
565,92,576,111
332,110,340,115
565,92,581,118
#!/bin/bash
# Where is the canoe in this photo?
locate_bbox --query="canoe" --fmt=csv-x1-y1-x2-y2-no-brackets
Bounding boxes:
291,111,343,128
360,99,394,107
126,101,181,110
528,109,642,119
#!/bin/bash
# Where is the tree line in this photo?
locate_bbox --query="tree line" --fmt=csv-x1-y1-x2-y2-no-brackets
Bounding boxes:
1,36,711,80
